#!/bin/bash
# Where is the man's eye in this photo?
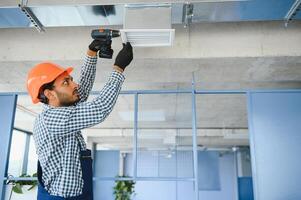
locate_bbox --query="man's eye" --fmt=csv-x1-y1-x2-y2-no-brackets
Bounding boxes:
63,81,68,85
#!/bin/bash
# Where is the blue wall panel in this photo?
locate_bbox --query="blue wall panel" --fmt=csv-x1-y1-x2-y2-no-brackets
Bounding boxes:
198,151,220,190
248,92,301,200
0,94,17,200
238,177,254,200
134,181,176,200
93,150,119,178
93,181,115,200
93,150,119,200
177,151,193,178
199,153,236,200
137,151,159,177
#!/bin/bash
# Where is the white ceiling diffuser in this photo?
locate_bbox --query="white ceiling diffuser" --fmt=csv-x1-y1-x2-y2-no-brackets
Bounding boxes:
121,4,175,47
120,29,175,47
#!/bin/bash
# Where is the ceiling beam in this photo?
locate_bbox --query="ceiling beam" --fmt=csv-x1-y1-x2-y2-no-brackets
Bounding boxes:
1,22,301,62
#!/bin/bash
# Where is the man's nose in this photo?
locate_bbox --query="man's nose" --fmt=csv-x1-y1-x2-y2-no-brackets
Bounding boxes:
72,81,79,89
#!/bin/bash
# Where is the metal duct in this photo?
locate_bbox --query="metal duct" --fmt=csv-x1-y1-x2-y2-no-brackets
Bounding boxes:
0,0,300,28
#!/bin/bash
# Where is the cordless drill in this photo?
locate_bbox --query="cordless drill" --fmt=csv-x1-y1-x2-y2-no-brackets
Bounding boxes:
91,29,120,59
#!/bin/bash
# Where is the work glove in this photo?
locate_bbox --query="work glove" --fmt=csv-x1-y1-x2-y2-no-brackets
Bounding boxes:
89,39,112,52
114,42,133,70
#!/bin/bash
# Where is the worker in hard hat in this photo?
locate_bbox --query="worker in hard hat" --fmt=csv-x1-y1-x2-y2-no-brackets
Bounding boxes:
26,37,133,200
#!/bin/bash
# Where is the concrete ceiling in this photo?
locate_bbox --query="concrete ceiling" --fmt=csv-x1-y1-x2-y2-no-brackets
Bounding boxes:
1,11,301,150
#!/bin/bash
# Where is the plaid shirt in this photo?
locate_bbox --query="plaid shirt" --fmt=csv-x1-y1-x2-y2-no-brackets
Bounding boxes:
33,55,125,197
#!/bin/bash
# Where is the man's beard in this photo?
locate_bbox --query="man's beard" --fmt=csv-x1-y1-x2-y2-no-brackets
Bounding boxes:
56,91,80,107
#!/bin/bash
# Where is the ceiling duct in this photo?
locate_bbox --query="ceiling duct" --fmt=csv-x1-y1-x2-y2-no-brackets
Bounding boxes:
120,4,175,47
18,0,44,32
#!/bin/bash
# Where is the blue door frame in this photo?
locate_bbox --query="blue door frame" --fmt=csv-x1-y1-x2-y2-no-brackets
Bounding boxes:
0,94,17,200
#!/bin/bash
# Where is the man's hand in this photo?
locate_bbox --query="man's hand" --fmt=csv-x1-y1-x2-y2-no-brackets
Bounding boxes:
89,39,112,52
114,42,133,71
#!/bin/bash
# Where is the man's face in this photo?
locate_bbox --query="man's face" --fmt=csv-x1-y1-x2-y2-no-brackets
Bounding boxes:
52,72,80,107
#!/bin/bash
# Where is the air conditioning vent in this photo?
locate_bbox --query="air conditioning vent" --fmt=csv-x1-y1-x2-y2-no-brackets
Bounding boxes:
120,29,175,47
122,4,174,47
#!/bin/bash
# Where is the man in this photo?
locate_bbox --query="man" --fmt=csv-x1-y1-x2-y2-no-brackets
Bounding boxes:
26,36,133,199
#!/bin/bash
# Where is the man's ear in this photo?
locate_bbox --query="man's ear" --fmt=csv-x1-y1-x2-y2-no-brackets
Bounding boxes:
44,89,55,101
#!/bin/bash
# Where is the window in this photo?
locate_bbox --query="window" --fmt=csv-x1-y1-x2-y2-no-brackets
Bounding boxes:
7,130,26,177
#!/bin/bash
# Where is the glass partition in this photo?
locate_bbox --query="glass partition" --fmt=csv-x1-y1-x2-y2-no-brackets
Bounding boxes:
7,95,37,177
196,93,248,199
7,130,27,177
137,93,192,179
87,94,135,179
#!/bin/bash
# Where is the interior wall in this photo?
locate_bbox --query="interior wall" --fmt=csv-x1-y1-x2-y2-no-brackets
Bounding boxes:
248,91,301,200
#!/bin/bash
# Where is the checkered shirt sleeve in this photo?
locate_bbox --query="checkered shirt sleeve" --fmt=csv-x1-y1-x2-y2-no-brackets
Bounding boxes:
43,71,124,134
77,55,97,102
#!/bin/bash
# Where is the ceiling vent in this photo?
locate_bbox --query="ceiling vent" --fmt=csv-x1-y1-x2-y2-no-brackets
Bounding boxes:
120,4,175,47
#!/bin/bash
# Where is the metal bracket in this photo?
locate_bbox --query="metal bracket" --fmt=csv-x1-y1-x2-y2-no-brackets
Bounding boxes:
284,0,301,27
18,0,45,32
182,2,194,28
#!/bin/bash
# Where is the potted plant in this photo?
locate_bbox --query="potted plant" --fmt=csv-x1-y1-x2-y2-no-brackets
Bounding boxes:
5,173,38,200
113,176,135,200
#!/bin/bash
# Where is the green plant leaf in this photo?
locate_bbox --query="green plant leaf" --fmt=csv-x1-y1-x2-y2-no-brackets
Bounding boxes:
12,183,23,194
27,182,37,191
113,178,135,200
11,173,38,194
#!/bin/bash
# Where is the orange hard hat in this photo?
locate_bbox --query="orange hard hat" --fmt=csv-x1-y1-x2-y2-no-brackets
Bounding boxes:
27,62,73,104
